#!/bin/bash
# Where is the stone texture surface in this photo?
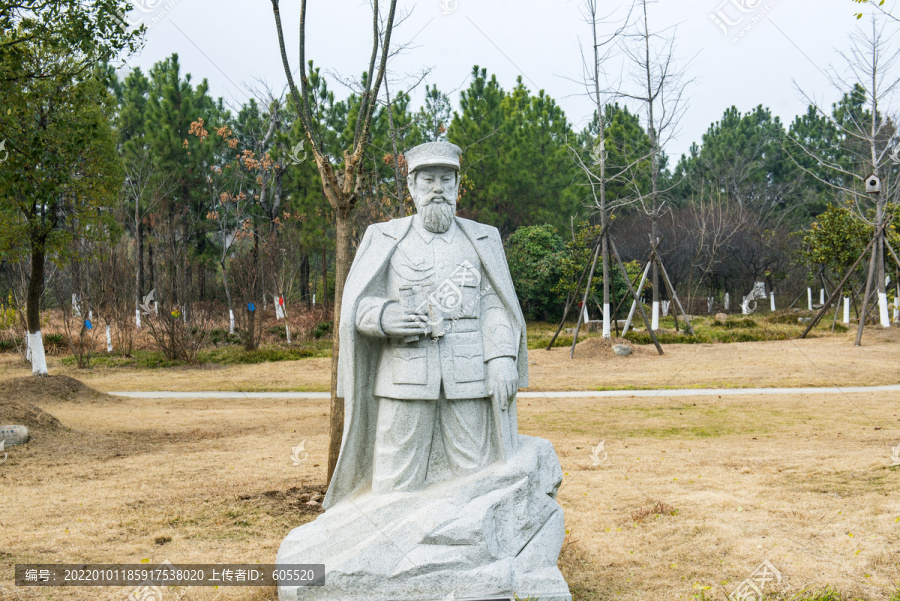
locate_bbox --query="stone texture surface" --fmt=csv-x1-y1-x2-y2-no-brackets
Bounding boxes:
277,435,571,601
613,344,633,356
0,425,29,446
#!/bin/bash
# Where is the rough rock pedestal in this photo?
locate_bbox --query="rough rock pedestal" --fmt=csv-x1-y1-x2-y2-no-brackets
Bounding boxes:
277,434,571,601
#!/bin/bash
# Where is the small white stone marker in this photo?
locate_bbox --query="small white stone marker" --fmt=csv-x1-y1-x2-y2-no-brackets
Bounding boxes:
0,425,29,446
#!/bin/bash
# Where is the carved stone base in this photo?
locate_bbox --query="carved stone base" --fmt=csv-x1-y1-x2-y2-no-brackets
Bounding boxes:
277,435,571,601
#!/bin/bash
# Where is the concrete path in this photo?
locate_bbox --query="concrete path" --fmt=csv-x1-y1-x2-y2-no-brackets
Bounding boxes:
108,384,900,400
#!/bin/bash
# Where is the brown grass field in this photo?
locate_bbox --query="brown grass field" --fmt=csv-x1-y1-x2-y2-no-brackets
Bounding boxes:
1,328,899,600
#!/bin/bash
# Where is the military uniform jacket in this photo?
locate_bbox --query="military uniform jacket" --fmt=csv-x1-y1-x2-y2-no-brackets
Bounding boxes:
354,217,517,400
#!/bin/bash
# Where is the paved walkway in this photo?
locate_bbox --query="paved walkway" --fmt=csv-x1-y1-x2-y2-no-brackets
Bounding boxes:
108,384,900,400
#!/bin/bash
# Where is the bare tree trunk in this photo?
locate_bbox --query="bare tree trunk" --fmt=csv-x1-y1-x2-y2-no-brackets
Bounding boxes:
254,220,262,308
300,254,310,307
135,209,144,320
148,237,156,295
589,0,611,340
322,241,329,314
270,0,399,485
27,236,48,376
384,78,407,217
311,253,319,307
221,258,235,334
328,210,351,479
644,0,660,331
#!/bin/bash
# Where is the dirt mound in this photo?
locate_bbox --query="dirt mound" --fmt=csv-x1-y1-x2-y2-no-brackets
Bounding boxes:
0,375,117,405
0,399,64,431
567,336,631,359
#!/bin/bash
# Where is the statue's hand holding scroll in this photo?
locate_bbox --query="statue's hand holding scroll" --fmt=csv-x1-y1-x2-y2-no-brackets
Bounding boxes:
381,301,430,338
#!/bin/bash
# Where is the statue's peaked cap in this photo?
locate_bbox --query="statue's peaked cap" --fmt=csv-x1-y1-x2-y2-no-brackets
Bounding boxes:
406,141,461,173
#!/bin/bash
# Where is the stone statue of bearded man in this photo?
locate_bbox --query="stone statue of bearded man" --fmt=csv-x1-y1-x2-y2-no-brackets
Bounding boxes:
323,141,529,505
277,142,571,601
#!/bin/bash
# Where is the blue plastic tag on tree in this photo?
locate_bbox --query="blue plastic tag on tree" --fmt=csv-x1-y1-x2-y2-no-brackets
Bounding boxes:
248,303,256,312
85,319,93,330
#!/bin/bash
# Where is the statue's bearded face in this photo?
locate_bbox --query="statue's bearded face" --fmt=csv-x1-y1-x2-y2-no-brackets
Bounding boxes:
408,166,459,233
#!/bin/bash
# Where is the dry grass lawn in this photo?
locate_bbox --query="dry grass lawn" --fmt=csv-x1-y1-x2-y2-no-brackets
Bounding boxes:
2,327,900,393
0,332,899,600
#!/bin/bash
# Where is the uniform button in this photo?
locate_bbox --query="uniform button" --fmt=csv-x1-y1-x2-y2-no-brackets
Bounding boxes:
438,262,444,268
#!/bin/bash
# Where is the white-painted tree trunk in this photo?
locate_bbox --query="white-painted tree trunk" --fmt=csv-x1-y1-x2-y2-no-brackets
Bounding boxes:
878,292,890,328
724,293,730,311
819,289,825,305
769,292,776,312
661,300,670,317
602,303,610,339
106,326,113,353
29,331,48,376
807,288,812,311
312,294,316,306
135,309,141,329
229,310,235,334
582,305,590,324
651,301,659,330
895,285,900,323
843,297,850,324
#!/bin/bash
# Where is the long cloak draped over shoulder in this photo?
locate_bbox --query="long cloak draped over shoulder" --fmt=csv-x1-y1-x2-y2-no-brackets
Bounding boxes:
322,216,529,509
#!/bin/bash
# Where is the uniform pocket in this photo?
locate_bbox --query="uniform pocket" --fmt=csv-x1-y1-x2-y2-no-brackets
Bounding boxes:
392,346,428,385
452,343,484,383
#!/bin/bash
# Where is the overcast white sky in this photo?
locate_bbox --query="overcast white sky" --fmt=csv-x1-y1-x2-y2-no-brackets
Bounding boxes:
116,0,897,161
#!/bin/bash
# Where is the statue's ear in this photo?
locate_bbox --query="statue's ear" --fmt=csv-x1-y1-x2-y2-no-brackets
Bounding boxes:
406,171,415,190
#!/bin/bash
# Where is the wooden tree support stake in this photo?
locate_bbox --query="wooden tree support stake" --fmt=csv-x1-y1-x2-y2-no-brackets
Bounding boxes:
610,237,663,355
855,236,880,346
570,234,603,358
650,238,695,336
547,223,609,350
801,227,881,339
